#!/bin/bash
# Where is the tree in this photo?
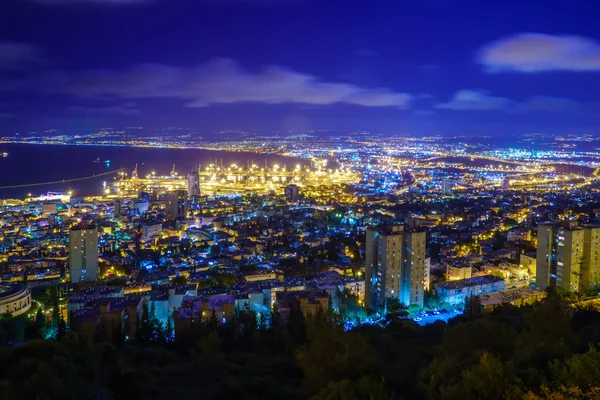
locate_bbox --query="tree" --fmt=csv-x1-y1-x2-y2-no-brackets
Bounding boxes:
552,346,600,390
194,331,225,366
258,312,267,332
297,308,378,397
58,312,67,340
208,308,218,332
269,303,281,329
384,298,409,323
136,301,153,343
525,386,600,400
312,376,394,400
210,244,221,256
493,231,507,251
287,304,307,345
35,307,46,338
425,291,440,311
237,303,258,346
171,275,187,285
164,316,173,343
339,288,367,323
48,300,60,339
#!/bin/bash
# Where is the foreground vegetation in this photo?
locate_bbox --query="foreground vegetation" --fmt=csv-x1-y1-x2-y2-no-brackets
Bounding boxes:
1,289,600,399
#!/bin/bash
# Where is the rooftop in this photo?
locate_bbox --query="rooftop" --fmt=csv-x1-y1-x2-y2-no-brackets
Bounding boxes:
435,275,504,291
479,286,546,307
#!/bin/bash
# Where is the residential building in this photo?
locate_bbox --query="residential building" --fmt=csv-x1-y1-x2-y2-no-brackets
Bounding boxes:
583,225,600,292
165,190,188,221
479,286,546,313
142,221,163,239
69,225,99,283
402,230,427,307
519,252,536,278
445,260,473,281
536,221,600,293
285,184,300,202
188,166,201,197
442,178,452,195
365,225,427,312
277,290,329,320
435,275,505,306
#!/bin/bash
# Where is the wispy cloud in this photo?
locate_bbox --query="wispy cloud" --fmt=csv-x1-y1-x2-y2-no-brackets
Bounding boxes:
28,0,154,4
437,91,585,113
478,33,600,73
435,89,512,110
40,58,413,108
28,0,299,4
0,42,41,70
67,102,140,115
413,110,434,116
514,96,579,112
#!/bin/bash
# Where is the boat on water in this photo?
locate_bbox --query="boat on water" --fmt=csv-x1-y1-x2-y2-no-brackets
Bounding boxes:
94,157,111,165
1,152,8,158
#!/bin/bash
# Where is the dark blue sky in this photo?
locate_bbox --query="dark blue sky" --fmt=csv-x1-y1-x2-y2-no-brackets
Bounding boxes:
1,0,600,136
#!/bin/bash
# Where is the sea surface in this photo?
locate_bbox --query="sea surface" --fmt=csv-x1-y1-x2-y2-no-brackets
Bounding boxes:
0,144,306,199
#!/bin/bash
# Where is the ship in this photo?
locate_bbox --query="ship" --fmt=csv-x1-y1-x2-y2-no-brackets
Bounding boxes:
1,152,7,158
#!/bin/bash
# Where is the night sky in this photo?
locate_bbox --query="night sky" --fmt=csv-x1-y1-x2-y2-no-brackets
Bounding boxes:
1,0,600,136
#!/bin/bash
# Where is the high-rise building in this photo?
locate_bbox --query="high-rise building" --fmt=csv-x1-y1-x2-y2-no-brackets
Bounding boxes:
69,225,99,283
401,230,427,307
442,178,452,195
165,190,188,221
536,222,600,293
285,184,300,202
114,199,122,217
138,192,150,202
583,225,600,292
365,225,427,312
188,165,201,197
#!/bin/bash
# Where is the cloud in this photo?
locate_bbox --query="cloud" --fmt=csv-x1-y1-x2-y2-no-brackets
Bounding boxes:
41,58,412,108
416,93,434,99
514,96,579,112
29,0,154,4
435,89,512,110
28,0,299,4
67,102,140,115
0,42,41,70
478,33,600,72
413,110,434,116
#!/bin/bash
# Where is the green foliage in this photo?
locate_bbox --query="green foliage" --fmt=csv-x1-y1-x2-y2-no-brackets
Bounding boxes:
552,346,600,389
297,309,378,397
171,275,187,285
194,331,225,366
215,273,237,287
136,300,172,345
208,308,218,332
384,298,409,322
311,376,394,400
0,284,600,399
35,307,46,338
339,288,367,323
